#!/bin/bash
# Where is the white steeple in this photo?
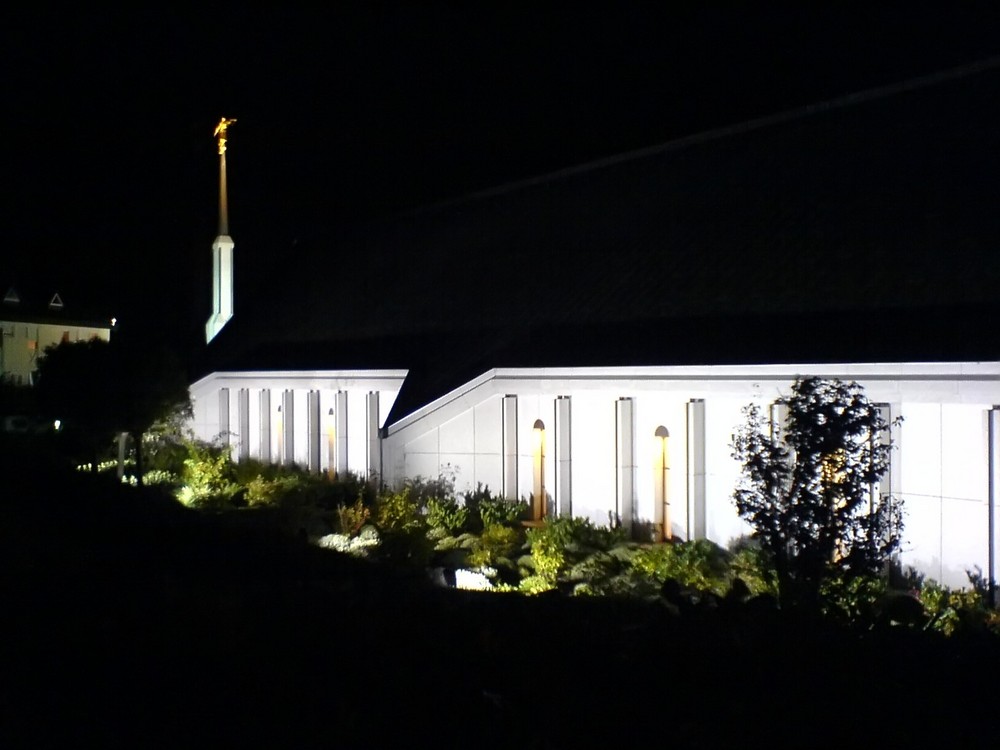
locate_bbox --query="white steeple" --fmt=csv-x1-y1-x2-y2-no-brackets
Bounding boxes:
206,117,237,344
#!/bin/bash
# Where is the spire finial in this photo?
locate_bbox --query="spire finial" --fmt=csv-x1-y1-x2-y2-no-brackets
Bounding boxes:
214,117,237,155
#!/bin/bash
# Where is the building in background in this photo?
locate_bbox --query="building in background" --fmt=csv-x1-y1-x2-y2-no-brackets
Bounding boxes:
189,63,1000,589
1,285,112,387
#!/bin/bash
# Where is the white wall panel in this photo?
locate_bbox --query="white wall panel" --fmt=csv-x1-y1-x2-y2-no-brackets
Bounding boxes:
705,398,754,547
570,392,616,526
552,397,570,518
440,409,474,455
347,391,368,475
405,429,440,456
897,403,944,581
474,397,502,454
473,454,503,494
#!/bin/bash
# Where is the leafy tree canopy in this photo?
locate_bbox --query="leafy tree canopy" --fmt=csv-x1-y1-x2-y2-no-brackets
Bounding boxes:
35,338,191,474
732,377,903,608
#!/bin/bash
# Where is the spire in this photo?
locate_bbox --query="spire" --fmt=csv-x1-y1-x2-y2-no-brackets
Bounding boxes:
214,117,236,236
206,117,237,344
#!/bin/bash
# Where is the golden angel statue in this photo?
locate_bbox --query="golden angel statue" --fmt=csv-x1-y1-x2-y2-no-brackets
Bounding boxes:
214,117,237,154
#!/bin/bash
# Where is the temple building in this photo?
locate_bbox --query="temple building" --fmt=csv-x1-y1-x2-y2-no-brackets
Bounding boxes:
189,66,1000,589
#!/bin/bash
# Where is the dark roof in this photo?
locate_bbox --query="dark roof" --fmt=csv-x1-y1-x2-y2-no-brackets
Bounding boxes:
199,60,1000,419
1,283,112,329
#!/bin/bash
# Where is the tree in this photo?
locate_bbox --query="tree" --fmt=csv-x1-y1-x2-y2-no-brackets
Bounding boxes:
731,377,903,609
35,338,191,482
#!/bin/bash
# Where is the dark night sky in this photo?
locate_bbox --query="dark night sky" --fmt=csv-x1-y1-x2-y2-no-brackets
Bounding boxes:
4,4,1000,355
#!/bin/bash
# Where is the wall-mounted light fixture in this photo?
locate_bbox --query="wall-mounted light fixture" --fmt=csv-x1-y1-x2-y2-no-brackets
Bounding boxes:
654,425,670,542
276,403,284,464
327,407,336,479
532,419,546,521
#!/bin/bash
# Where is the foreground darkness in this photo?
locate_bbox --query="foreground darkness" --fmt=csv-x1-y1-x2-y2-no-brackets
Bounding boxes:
1,438,997,749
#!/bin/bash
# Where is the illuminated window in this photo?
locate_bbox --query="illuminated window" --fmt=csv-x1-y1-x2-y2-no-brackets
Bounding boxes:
821,448,847,487
532,419,546,521
653,426,670,541
276,404,284,464
327,407,336,479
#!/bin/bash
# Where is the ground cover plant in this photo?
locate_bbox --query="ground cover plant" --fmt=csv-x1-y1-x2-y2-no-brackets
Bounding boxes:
130,432,994,637
5,431,999,748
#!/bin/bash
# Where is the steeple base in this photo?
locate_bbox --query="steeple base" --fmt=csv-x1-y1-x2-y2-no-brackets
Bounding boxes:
205,313,232,343
205,234,235,344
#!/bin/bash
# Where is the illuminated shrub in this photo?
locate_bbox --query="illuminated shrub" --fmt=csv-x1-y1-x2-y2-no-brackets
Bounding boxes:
475,493,528,530
425,496,469,535
372,487,432,568
919,570,1000,636
335,494,371,536
243,475,300,507
820,573,889,626
526,516,628,586
727,537,779,597
141,469,180,487
468,523,523,568
375,488,423,533
630,539,732,596
178,440,239,507
316,525,380,558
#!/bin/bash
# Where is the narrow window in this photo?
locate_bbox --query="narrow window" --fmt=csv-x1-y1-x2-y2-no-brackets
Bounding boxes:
532,419,546,521
654,426,670,541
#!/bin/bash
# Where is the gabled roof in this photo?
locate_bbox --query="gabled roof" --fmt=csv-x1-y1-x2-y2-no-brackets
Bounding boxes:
1,283,112,329
200,60,1000,419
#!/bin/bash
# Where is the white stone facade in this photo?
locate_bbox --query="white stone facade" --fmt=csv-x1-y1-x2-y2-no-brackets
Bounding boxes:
190,361,1000,590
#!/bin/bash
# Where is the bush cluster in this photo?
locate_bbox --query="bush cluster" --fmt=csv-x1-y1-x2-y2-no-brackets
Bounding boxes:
151,437,998,635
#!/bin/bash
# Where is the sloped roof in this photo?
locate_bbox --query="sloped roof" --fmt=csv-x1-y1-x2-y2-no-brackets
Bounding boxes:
199,60,1000,420
1,282,112,329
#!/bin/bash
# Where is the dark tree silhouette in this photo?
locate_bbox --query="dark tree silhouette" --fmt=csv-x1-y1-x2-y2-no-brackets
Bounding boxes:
732,377,903,609
35,338,191,481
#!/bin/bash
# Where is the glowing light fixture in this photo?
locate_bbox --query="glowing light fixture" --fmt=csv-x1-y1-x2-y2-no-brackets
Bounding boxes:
532,419,546,521
327,407,336,479
276,404,284,464
654,425,670,542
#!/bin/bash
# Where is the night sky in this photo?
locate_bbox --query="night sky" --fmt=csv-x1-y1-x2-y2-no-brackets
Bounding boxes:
4,4,1000,355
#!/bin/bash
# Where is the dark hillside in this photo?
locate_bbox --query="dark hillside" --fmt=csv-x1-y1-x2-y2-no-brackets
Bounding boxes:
1,437,997,748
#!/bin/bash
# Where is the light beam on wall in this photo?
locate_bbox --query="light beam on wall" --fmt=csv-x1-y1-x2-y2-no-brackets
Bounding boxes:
327,407,336,479
654,425,670,542
532,419,546,521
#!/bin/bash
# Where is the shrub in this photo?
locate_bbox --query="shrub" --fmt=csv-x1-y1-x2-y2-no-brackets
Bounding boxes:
920,569,1000,636
426,496,470,535
630,539,732,596
477,493,528,529
468,523,523,568
178,439,239,507
375,488,424,534
141,469,180,488
243,475,301,508
372,487,432,568
335,494,371,536
526,516,628,585
403,471,456,510
727,537,779,597
820,573,889,627
316,525,380,558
